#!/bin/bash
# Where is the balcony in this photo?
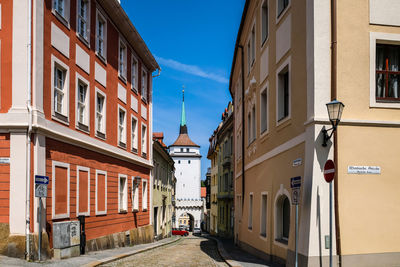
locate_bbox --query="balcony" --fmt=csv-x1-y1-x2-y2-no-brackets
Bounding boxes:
222,155,231,168
217,191,234,199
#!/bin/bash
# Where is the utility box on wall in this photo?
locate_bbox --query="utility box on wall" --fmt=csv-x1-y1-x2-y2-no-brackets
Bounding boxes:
53,221,80,259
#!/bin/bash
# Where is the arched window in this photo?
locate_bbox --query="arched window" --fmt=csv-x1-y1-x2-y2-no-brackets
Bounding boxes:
275,194,290,243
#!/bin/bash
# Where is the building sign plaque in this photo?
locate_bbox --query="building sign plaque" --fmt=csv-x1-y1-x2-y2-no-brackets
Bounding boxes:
0,158,10,164
347,166,381,174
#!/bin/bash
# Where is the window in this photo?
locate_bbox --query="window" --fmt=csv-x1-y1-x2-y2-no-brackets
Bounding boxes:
52,161,70,219
260,194,267,237
77,166,90,216
76,75,90,130
277,66,289,122
131,56,138,92
262,1,269,45
180,148,184,152
142,69,148,101
53,0,70,22
118,107,126,146
247,41,251,74
95,89,106,137
376,44,400,101
77,0,89,41
142,179,148,211
247,112,251,144
251,26,255,65
260,89,268,133
118,174,128,212
119,39,127,80
186,148,189,152
251,106,256,140
188,160,191,164
248,193,253,230
276,194,290,243
132,178,139,211
141,124,147,157
95,170,107,215
131,116,138,153
277,0,289,18
96,11,106,59
178,160,181,164
52,56,69,121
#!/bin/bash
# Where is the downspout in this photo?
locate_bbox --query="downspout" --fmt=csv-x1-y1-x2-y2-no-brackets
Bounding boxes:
26,0,33,260
238,45,245,210
331,0,342,265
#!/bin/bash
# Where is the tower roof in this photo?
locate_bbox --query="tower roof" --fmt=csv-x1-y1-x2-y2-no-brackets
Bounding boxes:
170,88,199,148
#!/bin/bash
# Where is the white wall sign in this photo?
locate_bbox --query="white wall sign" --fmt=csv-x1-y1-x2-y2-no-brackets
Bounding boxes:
0,158,10,164
348,166,381,175
293,158,302,167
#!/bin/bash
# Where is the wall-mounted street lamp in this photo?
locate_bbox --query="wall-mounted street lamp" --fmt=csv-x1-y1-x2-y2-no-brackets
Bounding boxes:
322,100,345,147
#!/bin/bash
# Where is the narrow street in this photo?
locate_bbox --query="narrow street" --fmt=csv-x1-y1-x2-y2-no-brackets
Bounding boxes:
102,235,228,267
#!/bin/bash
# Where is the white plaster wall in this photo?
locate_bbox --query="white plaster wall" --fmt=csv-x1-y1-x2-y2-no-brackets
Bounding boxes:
33,134,46,233
173,155,201,200
9,133,28,234
33,0,44,113
370,0,400,27
51,22,69,58
95,62,107,87
76,44,90,74
276,14,291,63
118,83,126,104
175,207,202,228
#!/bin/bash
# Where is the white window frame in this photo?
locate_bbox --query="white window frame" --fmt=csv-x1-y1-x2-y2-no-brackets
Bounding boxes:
141,123,147,155
260,84,269,135
142,179,148,211
75,73,90,129
260,192,268,239
118,174,128,212
131,115,138,153
370,32,400,109
95,169,107,215
132,177,139,212
118,105,127,146
76,0,90,44
76,166,90,216
276,0,290,23
95,88,106,137
52,161,70,220
51,55,70,123
53,0,70,26
261,0,269,46
119,37,127,81
275,56,291,125
95,9,107,61
248,192,253,230
131,53,139,92
142,68,148,101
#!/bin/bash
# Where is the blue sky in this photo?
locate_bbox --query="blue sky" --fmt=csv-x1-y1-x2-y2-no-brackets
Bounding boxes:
121,0,245,179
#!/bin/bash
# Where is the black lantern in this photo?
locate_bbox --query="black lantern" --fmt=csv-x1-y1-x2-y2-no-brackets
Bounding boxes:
322,100,345,147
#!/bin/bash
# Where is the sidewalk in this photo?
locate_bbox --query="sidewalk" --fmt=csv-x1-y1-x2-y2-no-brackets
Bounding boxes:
0,236,180,267
207,235,284,267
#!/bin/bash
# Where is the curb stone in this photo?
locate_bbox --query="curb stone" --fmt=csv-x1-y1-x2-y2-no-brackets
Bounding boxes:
83,236,182,267
207,236,242,267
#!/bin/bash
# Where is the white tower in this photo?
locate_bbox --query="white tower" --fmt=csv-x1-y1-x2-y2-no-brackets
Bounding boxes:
169,89,202,229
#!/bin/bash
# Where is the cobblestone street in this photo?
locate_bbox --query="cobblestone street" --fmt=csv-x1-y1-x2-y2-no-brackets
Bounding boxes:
102,235,228,267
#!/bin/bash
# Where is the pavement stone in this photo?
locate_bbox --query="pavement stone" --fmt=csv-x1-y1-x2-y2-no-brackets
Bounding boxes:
0,236,180,267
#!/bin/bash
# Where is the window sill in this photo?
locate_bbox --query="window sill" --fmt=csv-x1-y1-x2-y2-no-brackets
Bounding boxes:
259,233,267,240
276,116,291,129
119,210,127,214
52,112,69,126
276,4,291,25
118,142,127,149
77,33,90,50
131,148,138,154
141,97,148,105
132,87,138,95
142,208,148,212
95,131,106,140
76,122,90,134
261,36,269,49
142,152,147,159
275,238,288,246
95,52,107,66
52,10,70,30
118,74,127,85
132,209,139,213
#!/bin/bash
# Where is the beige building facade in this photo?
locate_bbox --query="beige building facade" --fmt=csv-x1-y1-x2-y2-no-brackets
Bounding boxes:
230,0,400,266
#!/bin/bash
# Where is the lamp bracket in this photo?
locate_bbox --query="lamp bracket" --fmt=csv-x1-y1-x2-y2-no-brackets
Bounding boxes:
322,125,336,147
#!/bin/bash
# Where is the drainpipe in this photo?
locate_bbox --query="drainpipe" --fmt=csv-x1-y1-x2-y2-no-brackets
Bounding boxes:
238,45,245,210
25,0,33,260
331,0,342,265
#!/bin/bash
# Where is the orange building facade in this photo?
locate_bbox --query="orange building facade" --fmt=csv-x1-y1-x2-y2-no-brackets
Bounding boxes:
0,0,159,259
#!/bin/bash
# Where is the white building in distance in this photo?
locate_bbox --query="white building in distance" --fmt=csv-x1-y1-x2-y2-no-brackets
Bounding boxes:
169,90,202,229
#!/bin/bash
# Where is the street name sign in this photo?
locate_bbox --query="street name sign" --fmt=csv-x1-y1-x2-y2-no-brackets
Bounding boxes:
323,160,335,183
35,175,49,185
290,176,301,188
348,166,380,175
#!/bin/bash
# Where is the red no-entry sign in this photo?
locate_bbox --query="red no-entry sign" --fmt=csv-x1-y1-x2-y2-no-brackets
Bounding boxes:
323,160,336,183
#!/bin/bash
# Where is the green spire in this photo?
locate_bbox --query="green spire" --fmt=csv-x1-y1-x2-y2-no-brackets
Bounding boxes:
180,87,186,126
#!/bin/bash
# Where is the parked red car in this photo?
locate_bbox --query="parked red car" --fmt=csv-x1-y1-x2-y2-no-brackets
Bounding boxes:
172,228,189,236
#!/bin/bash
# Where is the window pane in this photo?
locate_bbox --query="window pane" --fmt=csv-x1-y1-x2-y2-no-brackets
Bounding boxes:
389,74,400,98
282,197,290,239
